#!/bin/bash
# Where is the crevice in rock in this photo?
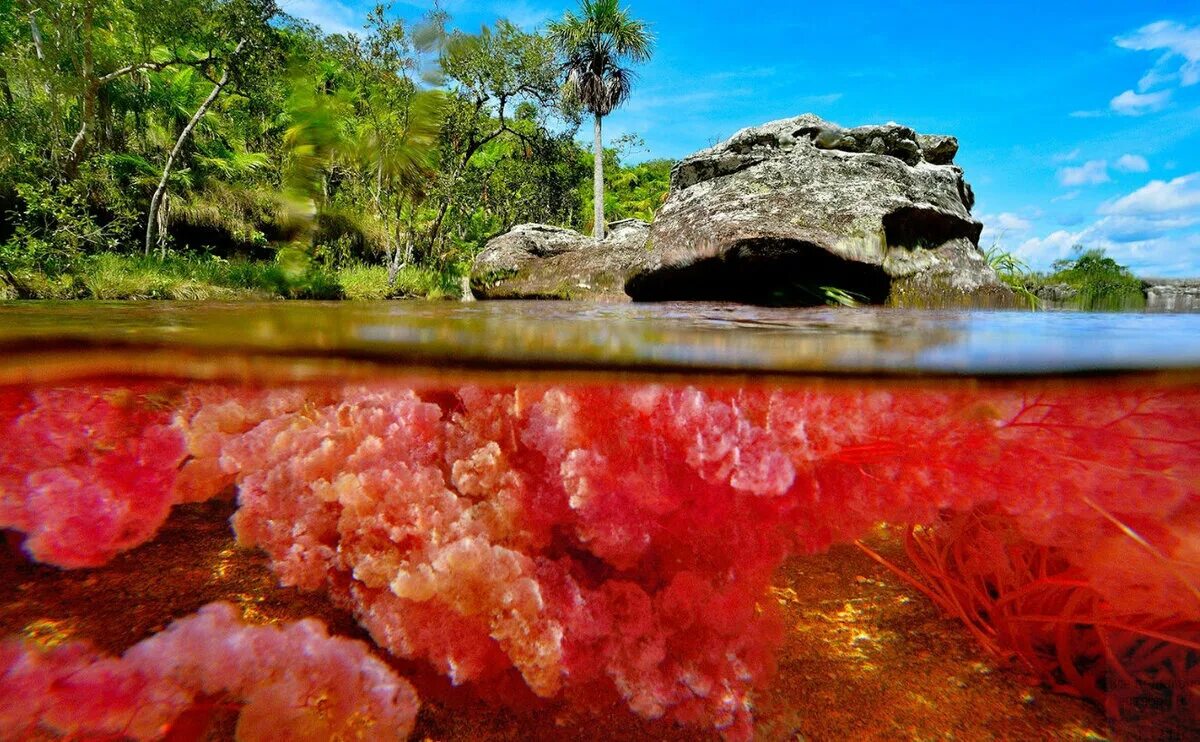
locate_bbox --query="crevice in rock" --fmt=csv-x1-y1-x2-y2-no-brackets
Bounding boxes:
626,238,892,307
883,207,982,250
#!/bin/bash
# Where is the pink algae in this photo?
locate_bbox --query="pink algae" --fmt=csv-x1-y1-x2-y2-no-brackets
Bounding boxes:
0,602,419,741
1,380,1199,738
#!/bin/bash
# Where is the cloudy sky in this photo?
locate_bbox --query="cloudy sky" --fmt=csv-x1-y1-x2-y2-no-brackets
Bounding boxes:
282,1,1200,277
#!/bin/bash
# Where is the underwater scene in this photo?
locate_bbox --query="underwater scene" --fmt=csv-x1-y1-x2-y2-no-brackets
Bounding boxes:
0,303,1197,741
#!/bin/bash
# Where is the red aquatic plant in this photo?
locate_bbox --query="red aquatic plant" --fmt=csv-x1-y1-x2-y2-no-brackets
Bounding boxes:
0,385,187,567
3,380,1199,738
858,504,1200,722
0,602,419,741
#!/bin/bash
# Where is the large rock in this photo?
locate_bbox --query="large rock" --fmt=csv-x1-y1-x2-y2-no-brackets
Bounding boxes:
627,114,1012,307
471,220,651,301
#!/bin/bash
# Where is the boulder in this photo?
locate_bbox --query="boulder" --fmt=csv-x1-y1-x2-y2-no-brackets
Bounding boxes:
627,114,1012,307
471,220,651,301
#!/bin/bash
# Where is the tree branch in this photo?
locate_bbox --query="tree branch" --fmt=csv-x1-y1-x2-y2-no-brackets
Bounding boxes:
145,39,247,257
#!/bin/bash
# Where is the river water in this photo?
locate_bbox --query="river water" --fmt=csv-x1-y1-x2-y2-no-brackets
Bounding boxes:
1,302,1197,741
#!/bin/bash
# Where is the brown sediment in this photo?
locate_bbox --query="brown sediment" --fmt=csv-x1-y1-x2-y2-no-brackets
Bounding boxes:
1,506,1115,741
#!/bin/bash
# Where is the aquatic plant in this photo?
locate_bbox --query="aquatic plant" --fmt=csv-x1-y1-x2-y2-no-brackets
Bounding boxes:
0,602,419,740
0,385,186,567
858,505,1200,722
985,245,1040,309
3,380,1198,738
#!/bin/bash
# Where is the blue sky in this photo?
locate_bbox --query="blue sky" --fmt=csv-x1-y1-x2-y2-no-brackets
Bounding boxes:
282,1,1200,277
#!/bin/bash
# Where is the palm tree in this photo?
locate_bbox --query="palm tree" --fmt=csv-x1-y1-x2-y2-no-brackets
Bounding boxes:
549,0,652,241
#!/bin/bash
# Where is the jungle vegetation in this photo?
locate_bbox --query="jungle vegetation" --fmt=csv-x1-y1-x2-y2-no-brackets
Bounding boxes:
0,0,667,300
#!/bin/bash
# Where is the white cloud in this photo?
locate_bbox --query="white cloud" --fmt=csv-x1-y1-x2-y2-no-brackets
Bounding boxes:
1114,154,1150,173
1100,174,1200,216
1011,174,1200,276
995,213,1032,231
1110,89,1172,116
1016,229,1083,265
1052,148,1081,163
279,0,361,36
1052,191,1082,203
1015,222,1200,277
1058,160,1110,186
1116,20,1200,89
1069,110,1106,119
979,213,1033,250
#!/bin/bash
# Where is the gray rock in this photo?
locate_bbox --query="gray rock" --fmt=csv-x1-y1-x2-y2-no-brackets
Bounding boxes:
471,220,651,301
1144,279,1200,313
627,114,1011,307
1034,283,1079,305
917,134,960,165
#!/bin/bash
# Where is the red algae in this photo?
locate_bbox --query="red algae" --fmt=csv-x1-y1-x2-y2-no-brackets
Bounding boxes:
1,378,1198,739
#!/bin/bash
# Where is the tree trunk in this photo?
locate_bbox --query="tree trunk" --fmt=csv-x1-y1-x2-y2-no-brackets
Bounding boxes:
66,2,96,176
29,12,45,60
144,41,245,257
593,112,605,241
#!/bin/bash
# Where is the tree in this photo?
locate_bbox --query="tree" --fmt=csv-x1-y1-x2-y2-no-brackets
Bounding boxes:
143,0,280,255
283,4,446,284
431,21,561,256
548,0,651,241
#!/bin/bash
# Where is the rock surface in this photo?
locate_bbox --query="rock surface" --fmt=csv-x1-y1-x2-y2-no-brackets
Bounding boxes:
1144,279,1200,313
627,114,1011,307
471,220,651,301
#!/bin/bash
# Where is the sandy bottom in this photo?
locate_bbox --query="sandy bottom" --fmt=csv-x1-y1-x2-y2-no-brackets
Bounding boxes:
1,500,1128,741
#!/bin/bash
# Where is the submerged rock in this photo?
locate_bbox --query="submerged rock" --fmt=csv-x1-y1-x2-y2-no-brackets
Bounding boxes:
627,114,1012,307
471,220,651,301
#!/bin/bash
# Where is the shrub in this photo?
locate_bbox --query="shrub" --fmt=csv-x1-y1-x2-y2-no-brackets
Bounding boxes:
1050,248,1145,312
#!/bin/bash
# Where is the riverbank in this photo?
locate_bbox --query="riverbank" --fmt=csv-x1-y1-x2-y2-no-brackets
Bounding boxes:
0,253,464,302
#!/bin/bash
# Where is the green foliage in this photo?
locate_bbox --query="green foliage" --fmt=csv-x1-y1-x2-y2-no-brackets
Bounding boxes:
0,1,659,299
388,263,464,299
1049,246,1146,312
820,286,866,308
336,263,391,300
603,157,670,222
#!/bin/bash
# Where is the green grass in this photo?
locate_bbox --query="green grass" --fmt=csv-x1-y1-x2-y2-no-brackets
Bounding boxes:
336,264,391,301
1048,249,1146,312
1,250,466,301
390,264,466,300
336,262,465,301
80,253,262,300
985,246,1040,309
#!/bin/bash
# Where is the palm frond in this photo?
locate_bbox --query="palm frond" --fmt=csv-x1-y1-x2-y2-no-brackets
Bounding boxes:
549,1,652,117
